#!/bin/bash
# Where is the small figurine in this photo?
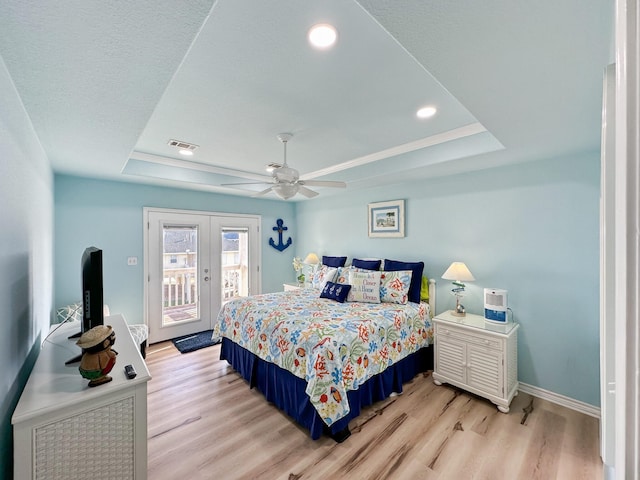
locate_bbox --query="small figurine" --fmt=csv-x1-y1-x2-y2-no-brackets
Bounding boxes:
76,325,117,387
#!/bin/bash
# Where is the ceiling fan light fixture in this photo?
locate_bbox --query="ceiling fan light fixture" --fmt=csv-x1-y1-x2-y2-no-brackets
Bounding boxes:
273,183,299,200
308,24,338,49
224,132,344,199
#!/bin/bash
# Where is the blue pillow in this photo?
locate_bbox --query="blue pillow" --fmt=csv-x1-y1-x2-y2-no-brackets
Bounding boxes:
322,255,347,267
352,258,381,271
384,259,424,303
320,282,352,303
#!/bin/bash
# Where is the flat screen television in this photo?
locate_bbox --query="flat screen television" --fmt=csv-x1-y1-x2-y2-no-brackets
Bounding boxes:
66,246,105,364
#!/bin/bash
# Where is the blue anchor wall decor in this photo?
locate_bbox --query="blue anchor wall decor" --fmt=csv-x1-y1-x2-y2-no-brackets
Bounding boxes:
269,218,292,252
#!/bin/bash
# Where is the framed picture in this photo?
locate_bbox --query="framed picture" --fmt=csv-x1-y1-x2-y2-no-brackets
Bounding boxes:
368,199,405,238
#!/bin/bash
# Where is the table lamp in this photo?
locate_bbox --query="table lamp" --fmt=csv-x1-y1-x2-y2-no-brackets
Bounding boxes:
441,262,475,317
304,252,320,285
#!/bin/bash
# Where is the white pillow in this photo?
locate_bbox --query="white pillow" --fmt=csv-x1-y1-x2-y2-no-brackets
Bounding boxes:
347,270,381,303
312,266,338,290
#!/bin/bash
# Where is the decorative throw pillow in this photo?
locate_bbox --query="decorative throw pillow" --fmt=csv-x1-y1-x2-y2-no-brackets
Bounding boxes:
347,270,381,303
420,276,430,302
320,282,352,303
352,258,382,271
384,259,424,304
322,255,348,267
380,270,412,304
312,266,338,290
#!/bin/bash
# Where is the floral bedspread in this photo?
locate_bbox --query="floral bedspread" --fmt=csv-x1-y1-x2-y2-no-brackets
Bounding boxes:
214,288,433,427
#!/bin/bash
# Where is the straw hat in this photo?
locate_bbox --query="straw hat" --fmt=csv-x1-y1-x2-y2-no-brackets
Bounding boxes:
76,325,113,349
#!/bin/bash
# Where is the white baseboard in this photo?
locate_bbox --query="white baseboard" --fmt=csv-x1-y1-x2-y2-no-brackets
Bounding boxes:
518,382,601,418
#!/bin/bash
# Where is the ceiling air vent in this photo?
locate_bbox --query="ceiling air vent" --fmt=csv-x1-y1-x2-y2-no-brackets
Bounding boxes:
168,139,199,152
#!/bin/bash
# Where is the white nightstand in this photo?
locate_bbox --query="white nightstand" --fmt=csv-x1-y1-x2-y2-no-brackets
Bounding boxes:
433,310,519,413
283,282,303,291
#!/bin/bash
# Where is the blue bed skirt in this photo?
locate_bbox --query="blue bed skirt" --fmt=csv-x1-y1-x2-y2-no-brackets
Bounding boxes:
220,337,433,441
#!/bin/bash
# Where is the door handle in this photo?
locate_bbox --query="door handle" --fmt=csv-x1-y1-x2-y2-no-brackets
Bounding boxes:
204,276,210,281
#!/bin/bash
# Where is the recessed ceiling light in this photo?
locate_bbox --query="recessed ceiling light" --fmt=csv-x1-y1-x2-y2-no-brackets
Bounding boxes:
178,149,194,156
416,106,437,119
308,24,337,49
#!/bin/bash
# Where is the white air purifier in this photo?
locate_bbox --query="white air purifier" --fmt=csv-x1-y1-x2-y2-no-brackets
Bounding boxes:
484,288,508,323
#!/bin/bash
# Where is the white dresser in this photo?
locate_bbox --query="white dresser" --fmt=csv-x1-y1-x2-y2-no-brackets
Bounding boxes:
12,314,151,480
433,310,519,413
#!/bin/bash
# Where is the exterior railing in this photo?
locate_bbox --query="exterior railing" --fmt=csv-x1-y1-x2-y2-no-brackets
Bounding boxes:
162,264,246,308
222,266,240,301
163,267,196,308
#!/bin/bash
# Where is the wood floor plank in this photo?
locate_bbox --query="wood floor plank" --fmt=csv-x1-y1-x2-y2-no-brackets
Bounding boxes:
517,408,566,479
146,341,603,479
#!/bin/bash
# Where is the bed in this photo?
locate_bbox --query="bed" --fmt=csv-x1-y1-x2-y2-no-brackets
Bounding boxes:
213,268,436,441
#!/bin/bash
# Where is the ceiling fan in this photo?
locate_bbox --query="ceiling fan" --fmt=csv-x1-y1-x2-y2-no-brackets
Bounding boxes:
223,133,347,199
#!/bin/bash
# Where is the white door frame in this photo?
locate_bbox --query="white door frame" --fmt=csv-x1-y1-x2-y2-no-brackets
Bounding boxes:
600,63,616,470
143,207,261,343
606,1,640,478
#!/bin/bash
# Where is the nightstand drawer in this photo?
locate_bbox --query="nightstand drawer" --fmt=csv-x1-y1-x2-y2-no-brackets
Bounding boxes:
435,323,503,351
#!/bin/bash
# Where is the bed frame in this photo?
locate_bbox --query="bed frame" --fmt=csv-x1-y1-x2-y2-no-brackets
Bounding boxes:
220,278,437,441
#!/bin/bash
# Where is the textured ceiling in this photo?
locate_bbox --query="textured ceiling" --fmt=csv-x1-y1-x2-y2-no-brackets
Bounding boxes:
0,0,613,200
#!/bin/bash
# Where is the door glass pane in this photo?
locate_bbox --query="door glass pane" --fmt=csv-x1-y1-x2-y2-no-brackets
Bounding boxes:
162,225,198,326
221,228,249,301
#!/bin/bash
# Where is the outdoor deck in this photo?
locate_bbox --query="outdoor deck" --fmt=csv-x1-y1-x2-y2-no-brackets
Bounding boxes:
163,304,198,324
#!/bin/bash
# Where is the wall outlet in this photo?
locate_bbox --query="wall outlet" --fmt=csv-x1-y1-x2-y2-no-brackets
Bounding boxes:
127,256,138,266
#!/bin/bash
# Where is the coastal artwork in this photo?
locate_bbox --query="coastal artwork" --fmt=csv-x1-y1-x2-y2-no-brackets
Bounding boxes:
368,200,405,238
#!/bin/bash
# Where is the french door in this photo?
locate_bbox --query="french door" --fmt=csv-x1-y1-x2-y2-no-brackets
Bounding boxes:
145,208,260,344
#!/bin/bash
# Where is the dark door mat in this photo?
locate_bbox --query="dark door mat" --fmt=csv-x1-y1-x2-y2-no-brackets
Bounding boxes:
171,330,220,353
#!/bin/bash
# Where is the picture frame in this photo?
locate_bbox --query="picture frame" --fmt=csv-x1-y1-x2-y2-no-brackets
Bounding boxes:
368,199,405,238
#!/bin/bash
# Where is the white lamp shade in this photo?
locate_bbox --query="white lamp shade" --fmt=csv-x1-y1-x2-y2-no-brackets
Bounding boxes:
441,262,475,282
304,252,320,265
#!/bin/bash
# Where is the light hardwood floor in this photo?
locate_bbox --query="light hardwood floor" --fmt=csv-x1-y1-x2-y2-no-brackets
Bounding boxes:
146,341,603,480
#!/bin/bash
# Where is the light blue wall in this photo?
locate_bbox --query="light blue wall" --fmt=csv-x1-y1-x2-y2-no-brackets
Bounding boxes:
0,56,53,478
54,151,601,408
54,175,297,325
295,153,600,407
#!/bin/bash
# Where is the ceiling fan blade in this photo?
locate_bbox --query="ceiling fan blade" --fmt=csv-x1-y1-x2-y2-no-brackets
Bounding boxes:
299,180,346,188
221,181,272,186
253,187,274,197
297,185,319,198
